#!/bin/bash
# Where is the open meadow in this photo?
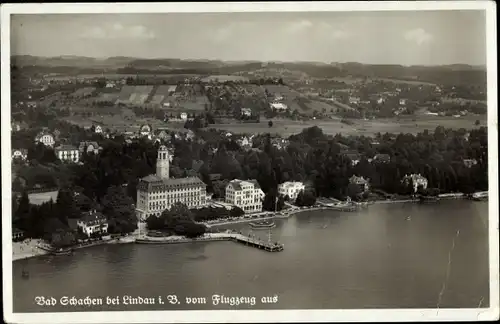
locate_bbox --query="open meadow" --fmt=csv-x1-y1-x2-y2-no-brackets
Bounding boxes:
210,114,486,137
61,112,171,133
201,75,250,83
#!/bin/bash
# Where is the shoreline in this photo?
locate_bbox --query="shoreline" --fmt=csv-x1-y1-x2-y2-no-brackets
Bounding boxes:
205,194,480,227
12,194,485,261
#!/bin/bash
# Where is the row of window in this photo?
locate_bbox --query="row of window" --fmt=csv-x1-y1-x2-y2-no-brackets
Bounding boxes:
240,205,262,211
148,199,205,211
148,192,202,200
147,187,205,194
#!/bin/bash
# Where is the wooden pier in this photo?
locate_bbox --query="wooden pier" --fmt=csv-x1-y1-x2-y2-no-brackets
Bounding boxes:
230,234,284,252
135,233,284,252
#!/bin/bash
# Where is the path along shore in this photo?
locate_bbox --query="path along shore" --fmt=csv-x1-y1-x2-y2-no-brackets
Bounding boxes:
12,192,483,261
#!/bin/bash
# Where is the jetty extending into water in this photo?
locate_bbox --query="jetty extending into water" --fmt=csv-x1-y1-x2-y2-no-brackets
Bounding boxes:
135,233,284,252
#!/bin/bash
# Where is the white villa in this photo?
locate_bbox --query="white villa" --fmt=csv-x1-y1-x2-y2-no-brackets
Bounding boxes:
278,181,305,201
349,96,361,104
241,108,252,117
270,102,288,111
35,133,55,148
77,210,109,237
12,149,28,161
225,179,265,213
401,174,429,193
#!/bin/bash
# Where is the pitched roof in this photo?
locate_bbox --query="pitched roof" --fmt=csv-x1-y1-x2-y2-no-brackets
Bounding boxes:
229,180,242,191
137,176,206,191
55,144,78,151
228,179,261,191
349,175,368,184
80,211,107,225
374,153,391,161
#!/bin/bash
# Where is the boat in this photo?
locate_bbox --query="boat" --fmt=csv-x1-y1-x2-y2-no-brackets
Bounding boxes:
249,220,276,229
419,195,440,203
470,191,488,201
50,248,73,256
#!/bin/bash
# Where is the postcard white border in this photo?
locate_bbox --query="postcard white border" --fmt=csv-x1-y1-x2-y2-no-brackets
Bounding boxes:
1,1,498,323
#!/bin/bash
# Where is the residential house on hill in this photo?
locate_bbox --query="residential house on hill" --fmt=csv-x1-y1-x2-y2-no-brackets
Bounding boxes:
236,136,253,149
94,125,103,134
55,144,80,163
35,132,55,148
78,141,100,155
271,137,290,150
342,151,361,166
139,124,153,138
349,96,361,104
270,102,288,111
463,158,478,168
241,108,252,117
372,153,391,164
349,175,370,192
12,149,28,161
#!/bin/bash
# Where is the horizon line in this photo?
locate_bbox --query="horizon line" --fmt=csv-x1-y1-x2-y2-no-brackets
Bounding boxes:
10,55,487,68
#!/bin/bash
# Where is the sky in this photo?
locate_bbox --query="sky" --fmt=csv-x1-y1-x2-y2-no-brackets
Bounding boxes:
10,10,487,66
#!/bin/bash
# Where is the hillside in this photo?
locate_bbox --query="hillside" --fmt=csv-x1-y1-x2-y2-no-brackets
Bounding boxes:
11,55,487,86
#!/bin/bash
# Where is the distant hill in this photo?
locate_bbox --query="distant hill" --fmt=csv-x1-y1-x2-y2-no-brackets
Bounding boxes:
11,55,136,69
10,55,487,86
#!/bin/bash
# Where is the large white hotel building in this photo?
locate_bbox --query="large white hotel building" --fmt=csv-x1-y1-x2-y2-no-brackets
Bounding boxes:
225,179,265,213
135,146,207,221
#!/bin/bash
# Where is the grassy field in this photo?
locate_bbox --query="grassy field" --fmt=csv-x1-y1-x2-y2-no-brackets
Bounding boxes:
201,75,250,82
62,112,487,138
44,73,200,81
62,113,170,133
263,85,302,100
371,77,437,86
210,115,486,137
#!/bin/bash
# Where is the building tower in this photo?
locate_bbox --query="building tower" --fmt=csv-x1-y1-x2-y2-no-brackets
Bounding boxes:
156,145,170,179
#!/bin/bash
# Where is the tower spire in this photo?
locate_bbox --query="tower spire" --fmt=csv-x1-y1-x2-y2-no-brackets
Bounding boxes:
156,145,170,179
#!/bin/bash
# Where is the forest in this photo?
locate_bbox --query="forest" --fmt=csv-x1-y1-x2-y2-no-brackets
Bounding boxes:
11,110,488,243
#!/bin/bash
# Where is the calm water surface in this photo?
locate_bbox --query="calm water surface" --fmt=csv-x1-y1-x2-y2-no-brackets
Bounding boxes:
13,200,489,312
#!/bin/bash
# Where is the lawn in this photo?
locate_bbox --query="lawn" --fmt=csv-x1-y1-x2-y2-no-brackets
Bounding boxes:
371,77,437,86
62,113,170,133
209,115,487,137
69,87,96,97
201,75,250,83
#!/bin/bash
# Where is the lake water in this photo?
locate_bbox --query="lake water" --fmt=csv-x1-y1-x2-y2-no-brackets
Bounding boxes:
13,200,489,312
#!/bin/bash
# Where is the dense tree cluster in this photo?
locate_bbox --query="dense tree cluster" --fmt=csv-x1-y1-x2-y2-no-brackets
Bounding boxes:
12,108,488,243
146,203,206,238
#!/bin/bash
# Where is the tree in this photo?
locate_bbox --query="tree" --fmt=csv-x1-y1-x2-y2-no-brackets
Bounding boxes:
230,206,244,218
346,183,362,200
14,191,31,231
101,186,137,234
295,190,316,207
51,229,76,249
268,120,273,128
55,188,80,226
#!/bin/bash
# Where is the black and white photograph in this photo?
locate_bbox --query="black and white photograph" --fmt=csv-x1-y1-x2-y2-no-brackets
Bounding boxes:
2,2,498,323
